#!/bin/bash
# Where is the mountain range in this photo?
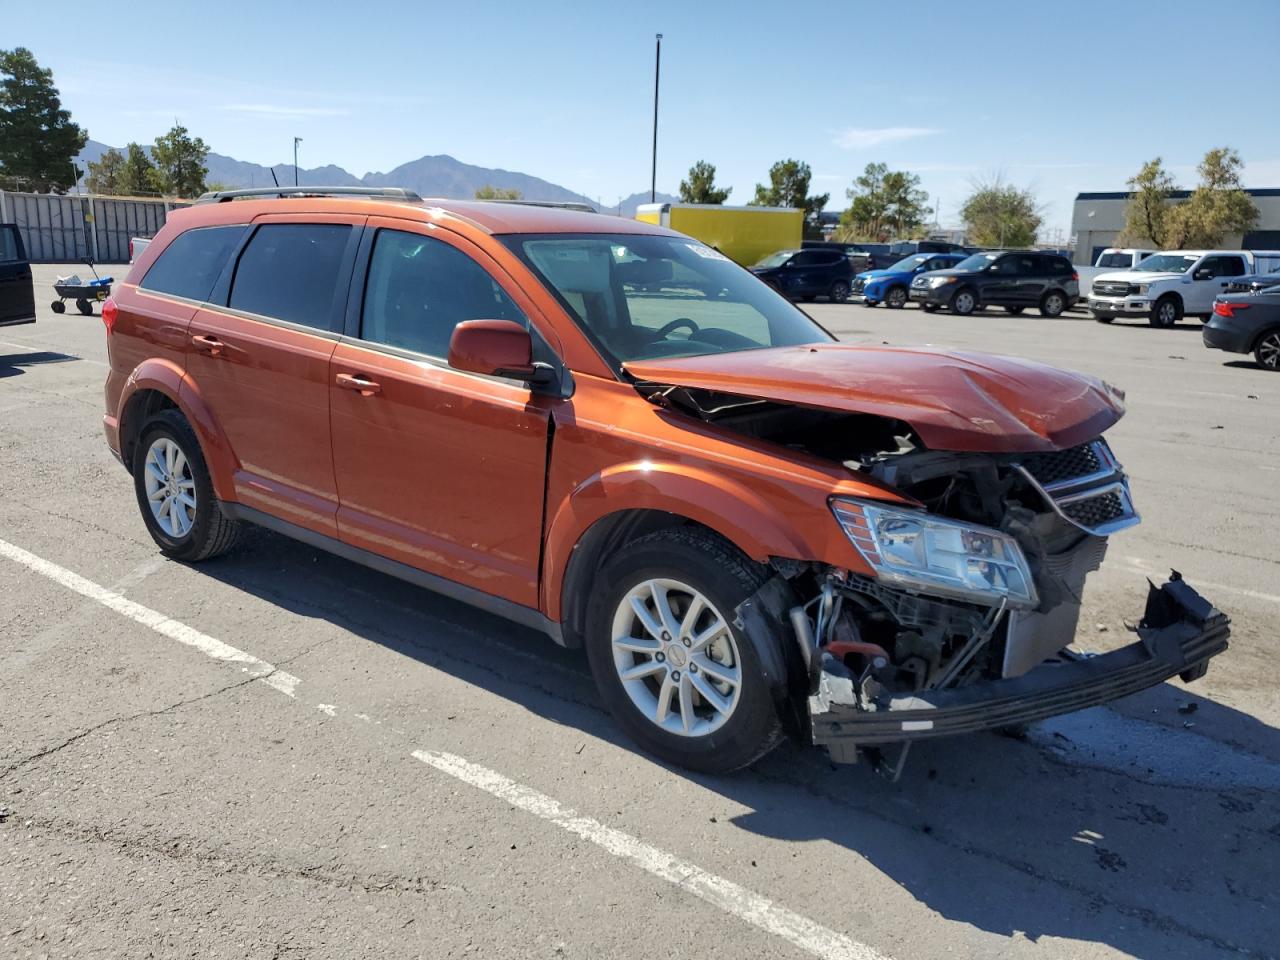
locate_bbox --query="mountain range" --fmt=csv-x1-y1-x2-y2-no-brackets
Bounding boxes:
76,140,679,217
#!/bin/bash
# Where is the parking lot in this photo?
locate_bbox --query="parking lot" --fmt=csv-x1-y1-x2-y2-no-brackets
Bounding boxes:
2,263,1278,959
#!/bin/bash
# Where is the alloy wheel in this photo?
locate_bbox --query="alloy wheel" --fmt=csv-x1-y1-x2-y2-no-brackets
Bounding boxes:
1044,293,1064,316
1258,332,1280,370
1156,301,1177,326
610,578,741,737
143,437,196,538
887,287,907,308
954,291,975,314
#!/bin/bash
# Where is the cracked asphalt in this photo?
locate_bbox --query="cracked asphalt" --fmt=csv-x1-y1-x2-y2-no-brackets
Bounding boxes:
2,264,1278,959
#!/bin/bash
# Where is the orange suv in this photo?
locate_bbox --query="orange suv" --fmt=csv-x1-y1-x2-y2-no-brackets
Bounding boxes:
102,186,1228,774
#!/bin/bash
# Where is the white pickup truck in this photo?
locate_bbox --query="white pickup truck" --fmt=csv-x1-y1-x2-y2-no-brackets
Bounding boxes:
1088,249,1280,327
128,237,151,263
1078,248,1155,299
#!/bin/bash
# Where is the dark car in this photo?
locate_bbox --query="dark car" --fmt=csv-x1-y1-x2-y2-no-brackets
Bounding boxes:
851,252,967,308
0,224,36,328
887,239,972,257
909,250,1079,317
1203,290,1280,370
751,248,855,303
1223,270,1280,295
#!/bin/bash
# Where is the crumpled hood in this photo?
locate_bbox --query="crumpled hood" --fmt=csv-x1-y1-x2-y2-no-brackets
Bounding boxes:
624,343,1126,453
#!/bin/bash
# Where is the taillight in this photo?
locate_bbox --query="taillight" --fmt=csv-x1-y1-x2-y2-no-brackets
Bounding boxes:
102,298,119,335
1072,271,1079,282
128,239,134,260
1214,300,1250,319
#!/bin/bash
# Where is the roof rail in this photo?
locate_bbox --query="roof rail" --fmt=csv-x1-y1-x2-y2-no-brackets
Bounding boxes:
194,186,422,204
480,198,598,213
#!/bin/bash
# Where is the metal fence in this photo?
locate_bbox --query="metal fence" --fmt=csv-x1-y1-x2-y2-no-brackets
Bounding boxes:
0,191,189,263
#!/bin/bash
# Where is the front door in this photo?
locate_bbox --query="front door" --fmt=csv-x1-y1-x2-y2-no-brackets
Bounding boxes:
329,221,555,609
0,225,35,327
1186,255,1247,314
184,216,363,536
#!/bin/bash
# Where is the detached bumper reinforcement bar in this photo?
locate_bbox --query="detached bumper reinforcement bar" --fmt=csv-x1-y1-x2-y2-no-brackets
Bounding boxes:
809,576,1229,747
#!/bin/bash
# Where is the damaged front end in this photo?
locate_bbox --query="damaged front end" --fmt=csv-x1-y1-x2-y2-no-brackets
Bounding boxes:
782,438,1230,771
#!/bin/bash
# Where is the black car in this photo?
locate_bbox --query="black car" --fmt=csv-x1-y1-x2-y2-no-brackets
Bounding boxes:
909,250,1080,317
1223,270,1280,295
751,248,855,302
1203,290,1280,370
0,224,36,328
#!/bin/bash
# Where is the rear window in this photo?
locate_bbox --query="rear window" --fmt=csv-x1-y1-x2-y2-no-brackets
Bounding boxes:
1096,252,1133,269
1046,256,1073,275
0,225,22,262
229,223,351,329
139,225,244,302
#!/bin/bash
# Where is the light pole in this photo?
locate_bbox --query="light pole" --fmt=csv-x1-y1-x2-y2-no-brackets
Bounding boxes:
293,137,303,186
650,33,662,204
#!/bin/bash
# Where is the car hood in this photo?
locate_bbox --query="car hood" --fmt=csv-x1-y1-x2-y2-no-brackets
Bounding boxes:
623,343,1125,453
857,269,902,282
1094,270,1184,283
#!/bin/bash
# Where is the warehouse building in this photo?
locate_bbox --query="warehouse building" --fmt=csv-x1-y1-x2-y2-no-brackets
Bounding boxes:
1071,188,1280,265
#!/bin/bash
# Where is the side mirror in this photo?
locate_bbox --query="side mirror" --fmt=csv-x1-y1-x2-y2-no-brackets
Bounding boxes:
1193,268,1212,281
449,319,553,384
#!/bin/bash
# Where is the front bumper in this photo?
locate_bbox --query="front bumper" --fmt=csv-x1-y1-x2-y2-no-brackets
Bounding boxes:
809,576,1228,748
1089,295,1151,317
909,286,949,305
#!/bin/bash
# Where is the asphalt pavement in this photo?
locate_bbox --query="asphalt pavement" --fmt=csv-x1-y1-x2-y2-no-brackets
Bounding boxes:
2,264,1277,959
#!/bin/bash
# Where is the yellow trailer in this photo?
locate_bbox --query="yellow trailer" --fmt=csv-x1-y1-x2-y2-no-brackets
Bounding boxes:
635,203,803,268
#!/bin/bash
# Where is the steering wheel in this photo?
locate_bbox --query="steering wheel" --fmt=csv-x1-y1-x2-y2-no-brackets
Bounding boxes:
655,317,700,339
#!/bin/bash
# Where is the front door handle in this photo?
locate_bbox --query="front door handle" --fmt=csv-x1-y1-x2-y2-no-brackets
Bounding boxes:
335,372,382,397
192,334,224,357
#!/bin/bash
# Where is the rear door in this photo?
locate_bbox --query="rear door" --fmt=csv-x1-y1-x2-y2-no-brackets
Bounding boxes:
0,225,36,327
184,215,364,537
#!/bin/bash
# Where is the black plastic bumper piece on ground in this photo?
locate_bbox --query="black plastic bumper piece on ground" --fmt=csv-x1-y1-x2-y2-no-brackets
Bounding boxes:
809,576,1229,748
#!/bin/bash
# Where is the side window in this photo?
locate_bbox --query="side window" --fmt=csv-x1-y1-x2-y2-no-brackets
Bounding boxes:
140,225,246,302
1218,256,1246,277
990,256,1019,275
360,230,526,358
0,225,21,262
229,223,351,328
789,251,816,267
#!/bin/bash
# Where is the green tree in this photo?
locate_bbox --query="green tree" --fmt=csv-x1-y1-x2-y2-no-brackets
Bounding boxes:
86,148,126,195
750,158,828,229
838,162,931,241
0,47,87,193
475,185,521,200
678,160,731,204
119,143,158,196
960,176,1042,248
1165,147,1257,248
150,122,209,198
1117,157,1178,247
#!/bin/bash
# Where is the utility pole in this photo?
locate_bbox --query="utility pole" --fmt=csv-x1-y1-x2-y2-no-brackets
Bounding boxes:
651,33,662,204
294,137,303,186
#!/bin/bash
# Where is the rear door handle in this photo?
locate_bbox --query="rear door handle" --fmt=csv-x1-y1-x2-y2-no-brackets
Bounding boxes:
191,334,224,356
335,372,382,396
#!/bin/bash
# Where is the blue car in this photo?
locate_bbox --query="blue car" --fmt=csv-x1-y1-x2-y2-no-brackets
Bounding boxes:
851,252,967,308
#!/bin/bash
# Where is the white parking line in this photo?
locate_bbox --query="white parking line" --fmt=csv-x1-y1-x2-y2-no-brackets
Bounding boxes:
0,537,299,696
3,534,889,959
413,749,891,960
1120,557,1280,606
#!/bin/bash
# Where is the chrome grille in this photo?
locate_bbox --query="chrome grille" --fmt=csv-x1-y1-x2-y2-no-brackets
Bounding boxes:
1093,281,1132,297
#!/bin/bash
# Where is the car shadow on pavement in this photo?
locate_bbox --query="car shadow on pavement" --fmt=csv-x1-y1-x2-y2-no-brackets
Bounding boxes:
195,529,1280,960
0,350,80,378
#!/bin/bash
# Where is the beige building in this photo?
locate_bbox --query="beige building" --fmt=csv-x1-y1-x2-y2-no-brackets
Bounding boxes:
1071,188,1280,265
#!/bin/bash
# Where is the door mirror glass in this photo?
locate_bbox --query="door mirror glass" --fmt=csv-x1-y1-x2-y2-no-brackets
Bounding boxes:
1194,268,1212,281
449,319,547,383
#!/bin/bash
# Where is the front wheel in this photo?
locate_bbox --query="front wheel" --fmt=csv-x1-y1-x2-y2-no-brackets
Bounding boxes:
76,298,94,316
1151,296,1182,327
1040,291,1067,317
885,285,908,309
584,529,784,774
1255,331,1280,371
951,288,978,315
829,280,850,303
50,300,66,314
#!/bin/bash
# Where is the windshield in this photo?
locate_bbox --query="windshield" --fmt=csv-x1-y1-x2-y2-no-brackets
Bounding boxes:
753,250,794,268
1096,252,1137,268
888,254,932,272
954,252,999,272
506,234,833,364
1135,254,1197,273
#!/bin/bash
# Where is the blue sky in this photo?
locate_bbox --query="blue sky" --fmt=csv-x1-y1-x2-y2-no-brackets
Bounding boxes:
9,0,1280,236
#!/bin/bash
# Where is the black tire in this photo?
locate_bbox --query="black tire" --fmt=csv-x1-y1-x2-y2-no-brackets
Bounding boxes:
133,409,241,562
951,287,978,315
1093,312,1115,324
50,300,66,314
885,285,908,309
1254,330,1280,371
584,528,785,774
1039,290,1067,317
1004,306,1025,315
76,298,93,316
829,280,850,303
1151,295,1182,328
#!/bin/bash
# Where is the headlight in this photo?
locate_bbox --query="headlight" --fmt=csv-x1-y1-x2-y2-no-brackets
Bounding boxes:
1135,283,1149,295
927,276,957,288
831,498,1038,608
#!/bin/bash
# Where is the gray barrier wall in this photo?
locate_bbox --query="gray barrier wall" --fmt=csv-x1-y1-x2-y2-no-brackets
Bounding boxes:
0,191,189,263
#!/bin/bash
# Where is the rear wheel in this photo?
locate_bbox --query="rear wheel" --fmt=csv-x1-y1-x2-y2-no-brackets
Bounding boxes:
1255,331,1280,371
76,298,93,315
829,280,850,303
133,409,241,562
885,285,908,309
1040,290,1067,317
1151,295,1182,327
951,288,978,315
584,529,783,774
50,300,66,314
